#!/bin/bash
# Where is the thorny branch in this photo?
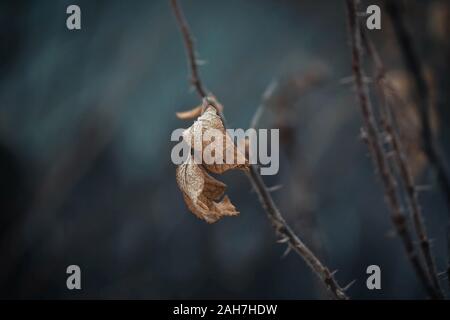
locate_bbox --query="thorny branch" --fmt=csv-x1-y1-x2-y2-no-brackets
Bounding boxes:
385,2,450,212
170,0,207,98
345,0,440,299
385,1,450,291
247,165,348,300
360,27,444,299
170,0,349,300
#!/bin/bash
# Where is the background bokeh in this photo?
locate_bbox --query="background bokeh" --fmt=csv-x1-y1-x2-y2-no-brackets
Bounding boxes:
0,0,449,299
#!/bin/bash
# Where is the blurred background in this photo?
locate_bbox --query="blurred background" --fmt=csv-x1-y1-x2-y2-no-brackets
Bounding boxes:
0,0,449,299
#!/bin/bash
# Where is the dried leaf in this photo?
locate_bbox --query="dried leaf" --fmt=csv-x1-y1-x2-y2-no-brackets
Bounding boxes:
176,154,239,223
182,106,249,174
175,95,224,120
175,96,247,222
176,105,203,120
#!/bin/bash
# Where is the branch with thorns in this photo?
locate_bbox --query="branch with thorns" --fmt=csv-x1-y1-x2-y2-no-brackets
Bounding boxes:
345,0,442,299
170,0,350,300
360,25,444,298
385,1,450,291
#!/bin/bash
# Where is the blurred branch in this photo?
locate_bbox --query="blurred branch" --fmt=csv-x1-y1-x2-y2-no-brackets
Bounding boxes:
250,79,278,129
386,0,450,292
170,0,349,300
360,26,444,298
345,0,441,299
251,71,334,300
273,69,328,298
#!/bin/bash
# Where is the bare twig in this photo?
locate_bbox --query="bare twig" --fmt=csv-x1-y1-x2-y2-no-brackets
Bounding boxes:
386,0,450,293
345,0,440,299
385,2,450,209
265,69,329,299
170,0,207,98
360,27,444,299
170,0,348,300
250,79,278,129
246,165,348,299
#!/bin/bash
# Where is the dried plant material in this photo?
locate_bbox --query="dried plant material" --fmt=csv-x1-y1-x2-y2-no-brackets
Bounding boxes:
176,105,203,120
175,97,246,222
175,96,223,120
182,105,249,174
176,154,239,223
201,95,224,114
171,0,348,299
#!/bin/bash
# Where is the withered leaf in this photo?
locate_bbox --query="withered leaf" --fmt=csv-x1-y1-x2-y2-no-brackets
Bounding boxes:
176,154,239,223
176,105,203,120
175,96,224,120
175,96,247,223
182,106,249,174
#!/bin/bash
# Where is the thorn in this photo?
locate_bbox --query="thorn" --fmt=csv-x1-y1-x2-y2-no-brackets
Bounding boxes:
359,127,368,142
267,185,283,193
339,76,354,85
330,270,338,276
343,279,356,291
437,271,448,279
196,59,208,66
382,132,393,144
281,245,292,259
277,237,290,244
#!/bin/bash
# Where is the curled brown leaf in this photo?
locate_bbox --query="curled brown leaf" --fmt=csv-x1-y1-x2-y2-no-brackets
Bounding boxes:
182,106,249,174
175,97,247,223
176,154,239,223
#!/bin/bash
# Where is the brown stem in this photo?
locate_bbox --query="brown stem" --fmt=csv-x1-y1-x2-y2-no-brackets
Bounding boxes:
360,26,444,299
247,165,348,299
170,0,207,98
169,0,349,300
345,0,440,299
386,0,450,294
384,2,450,209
